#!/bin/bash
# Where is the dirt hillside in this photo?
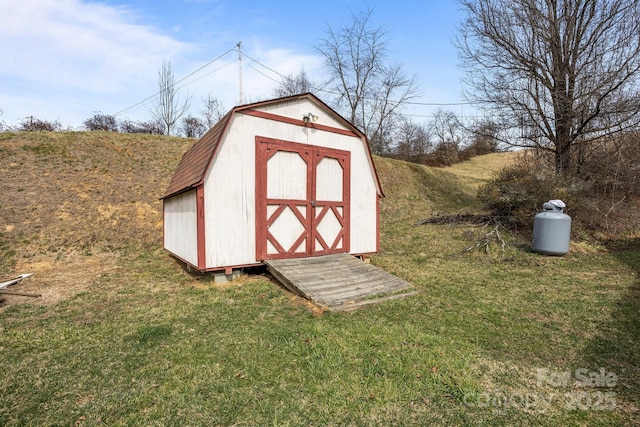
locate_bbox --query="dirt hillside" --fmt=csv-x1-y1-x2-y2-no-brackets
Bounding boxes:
0,132,514,307
0,132,193,305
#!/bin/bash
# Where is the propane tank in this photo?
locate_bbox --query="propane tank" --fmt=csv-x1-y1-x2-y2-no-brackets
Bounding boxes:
532,200,571,256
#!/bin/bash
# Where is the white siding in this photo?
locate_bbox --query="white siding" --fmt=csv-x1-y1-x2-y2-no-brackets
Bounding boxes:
348,144,379,254
164,190,198,266
200,97,379,269
259,99,347,130
202,115,257,268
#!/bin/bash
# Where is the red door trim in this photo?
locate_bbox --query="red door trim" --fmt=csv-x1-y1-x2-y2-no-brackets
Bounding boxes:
311,147,351,256
256,136,350,261
255,138,312,260
196,185,206,269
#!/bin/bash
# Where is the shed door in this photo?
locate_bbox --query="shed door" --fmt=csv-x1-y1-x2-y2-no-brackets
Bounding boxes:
256,138,350,260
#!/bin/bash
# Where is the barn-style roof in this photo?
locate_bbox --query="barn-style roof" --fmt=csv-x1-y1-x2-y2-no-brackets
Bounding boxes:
162,110,232,199
162,93,382,199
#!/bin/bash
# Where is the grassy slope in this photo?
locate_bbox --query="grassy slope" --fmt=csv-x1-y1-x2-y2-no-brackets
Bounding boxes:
446,152,519,188
0,133,638,426
0,131,191,256
0,132,192,299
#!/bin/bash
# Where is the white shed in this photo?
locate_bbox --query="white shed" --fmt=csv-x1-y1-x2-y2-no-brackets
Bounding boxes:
161,93,383,273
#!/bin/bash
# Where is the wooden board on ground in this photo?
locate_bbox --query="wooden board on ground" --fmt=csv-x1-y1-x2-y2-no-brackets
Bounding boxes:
265,254,417,311
0,273,34,289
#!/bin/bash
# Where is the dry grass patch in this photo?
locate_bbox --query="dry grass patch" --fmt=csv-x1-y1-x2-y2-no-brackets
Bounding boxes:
0,131,193,307
1,133,638,425
445,151,519,188
3,250,120,307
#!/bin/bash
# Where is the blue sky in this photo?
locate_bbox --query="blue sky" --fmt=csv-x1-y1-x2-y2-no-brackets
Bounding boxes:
0,0,468,129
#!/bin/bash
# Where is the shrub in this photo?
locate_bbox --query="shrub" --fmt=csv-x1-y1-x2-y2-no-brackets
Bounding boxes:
429,141,460,166
480,136,640,238
478,151,573,229
18,116,62,132
181,116,206,138
578,133,640,200
576,134,640,235
84,112,118,132
119,119,164,135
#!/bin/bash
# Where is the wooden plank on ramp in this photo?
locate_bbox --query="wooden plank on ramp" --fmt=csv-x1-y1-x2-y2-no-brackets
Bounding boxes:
264,254,417,311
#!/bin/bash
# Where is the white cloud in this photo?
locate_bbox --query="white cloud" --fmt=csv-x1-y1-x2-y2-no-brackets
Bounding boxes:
235,45,324,103
0,1,327,127
0,0,197,126
1,0,193,91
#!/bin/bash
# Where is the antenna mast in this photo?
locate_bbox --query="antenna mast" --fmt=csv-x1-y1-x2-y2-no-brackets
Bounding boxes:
237,41,243,105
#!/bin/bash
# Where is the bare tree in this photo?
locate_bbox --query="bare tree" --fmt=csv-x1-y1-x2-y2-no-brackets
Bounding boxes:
181,115,206,138
317,7,419,154
84,112,118,132
273,70,315,98
394,118,432,162
201,94,226,129
150,60,191,136
430,109,466,148
468,118,502,154
429,109,467,166
457,0,640,175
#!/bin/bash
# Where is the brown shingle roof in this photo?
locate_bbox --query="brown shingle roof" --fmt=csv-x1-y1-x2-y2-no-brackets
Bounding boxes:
161,110,232,199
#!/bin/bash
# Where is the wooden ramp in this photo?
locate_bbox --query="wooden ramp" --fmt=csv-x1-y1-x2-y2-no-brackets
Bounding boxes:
264,254,417,311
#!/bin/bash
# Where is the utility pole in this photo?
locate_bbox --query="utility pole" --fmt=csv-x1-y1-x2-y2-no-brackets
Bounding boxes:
237,41,243,105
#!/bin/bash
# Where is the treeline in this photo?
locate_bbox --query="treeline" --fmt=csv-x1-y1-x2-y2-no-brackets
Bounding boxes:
382,110,502,167
0,113,208,138
1,108,504,168
0,92,226,139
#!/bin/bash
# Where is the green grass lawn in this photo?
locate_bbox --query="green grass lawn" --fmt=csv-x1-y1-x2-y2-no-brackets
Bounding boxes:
1,139,638,426
2,237,637,426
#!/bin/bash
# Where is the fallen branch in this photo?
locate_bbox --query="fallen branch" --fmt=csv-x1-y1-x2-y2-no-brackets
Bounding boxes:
414,213,495,226
415,214,512,255
0,290,41,298
414,213,513,227
464,223,507,255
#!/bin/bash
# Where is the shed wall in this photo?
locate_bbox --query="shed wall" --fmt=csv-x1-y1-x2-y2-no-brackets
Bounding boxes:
201,99,378,269
163,190,198,266
258,100,347,130
202,114,257,269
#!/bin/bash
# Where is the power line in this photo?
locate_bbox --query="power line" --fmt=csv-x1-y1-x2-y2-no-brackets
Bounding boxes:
112,44,478,119
176,59,236,91
239,50,289,82
245,61,282,85
238,50,476,108
405,100,474,106
113,47,236,117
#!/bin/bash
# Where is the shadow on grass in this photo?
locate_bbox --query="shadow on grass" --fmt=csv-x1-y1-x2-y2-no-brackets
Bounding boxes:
581,238,640,419
168,253,269,282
